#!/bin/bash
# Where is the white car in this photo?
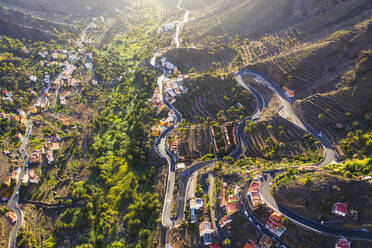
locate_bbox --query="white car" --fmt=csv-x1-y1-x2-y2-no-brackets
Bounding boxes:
244,211,248,216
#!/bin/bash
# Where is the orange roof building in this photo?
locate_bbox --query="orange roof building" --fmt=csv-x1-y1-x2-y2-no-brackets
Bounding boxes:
266,212,283,228
243,240,259,248
266,212,286,237
6,211,17,223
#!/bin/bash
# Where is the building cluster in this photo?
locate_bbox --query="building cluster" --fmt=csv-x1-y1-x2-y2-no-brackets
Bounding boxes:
39,49,77,63
151,110,177,137
190,181,242,246
148,88,164,113
247,179,262,208
164,76,188,100
0,108,28,130
1,165,39,202
1,88,13,103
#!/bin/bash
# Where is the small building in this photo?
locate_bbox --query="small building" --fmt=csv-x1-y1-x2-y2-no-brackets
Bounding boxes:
29,152,41,164
209,244,221,248
30,106,38,114
151,126,161,137
175,163,185,170
22,173,29,184
46,150,54,164
57,116,71,127
171,140,179,152
160,118,168,126
16,133,23,141
243,240,259,248
335,238,351,248
2,176,11,187
282,86,295,97
68,78,80,87
199,221,214,237
219,215,232,228
203,233,212,246
60,96,67,105
28,170,39,184
226,202,238,216
259,234,273,248
332,202,348,217
6,211,17,223
190,198,203,210
190,198,203,223
298,166,318,172
11,171,19,183
29,75,37,82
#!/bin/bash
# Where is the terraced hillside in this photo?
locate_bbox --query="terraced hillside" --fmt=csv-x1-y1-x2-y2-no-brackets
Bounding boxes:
174,75,256,123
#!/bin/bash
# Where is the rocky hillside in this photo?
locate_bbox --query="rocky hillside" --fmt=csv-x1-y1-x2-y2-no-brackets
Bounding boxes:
0,4,76,41
0,0,133,15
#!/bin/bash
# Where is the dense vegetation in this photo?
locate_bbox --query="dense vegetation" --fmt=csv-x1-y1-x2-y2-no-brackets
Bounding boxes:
52,1,169,247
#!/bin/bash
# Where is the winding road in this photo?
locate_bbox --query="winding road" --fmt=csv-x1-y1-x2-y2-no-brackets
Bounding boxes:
237,70,372,241
150,0,372,246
